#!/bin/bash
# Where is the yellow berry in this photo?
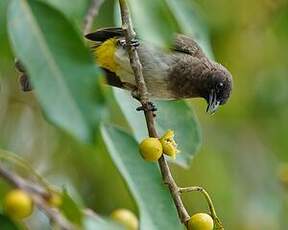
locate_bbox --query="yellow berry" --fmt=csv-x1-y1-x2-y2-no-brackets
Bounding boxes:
160,130,179,159
48,192,62,208
111,209,139,230
188,213,214,230
4,189,33,219
139,137,163,161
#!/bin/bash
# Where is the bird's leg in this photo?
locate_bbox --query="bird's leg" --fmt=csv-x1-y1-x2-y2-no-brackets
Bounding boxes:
131,87,140,101
122,82,139,96
126,85,157,116
127,84,157,117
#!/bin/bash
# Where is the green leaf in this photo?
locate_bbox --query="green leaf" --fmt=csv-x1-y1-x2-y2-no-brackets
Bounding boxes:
113,89,201,167
101,125,182,230
0,214,20,230
95,0,116,28
60,189,83,226
124,0,180,47
164,0,214,58
85,214,124,230
156,101,202,166
8,0,104,143
39,0,90,28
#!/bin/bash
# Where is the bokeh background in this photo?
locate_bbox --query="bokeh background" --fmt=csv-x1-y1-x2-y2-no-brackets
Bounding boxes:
1,0,288,229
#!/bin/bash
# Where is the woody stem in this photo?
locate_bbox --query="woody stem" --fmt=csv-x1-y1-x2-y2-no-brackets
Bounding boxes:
118,0,190,226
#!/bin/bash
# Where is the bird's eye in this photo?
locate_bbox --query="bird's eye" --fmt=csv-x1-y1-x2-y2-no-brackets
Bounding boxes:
216,82,224,91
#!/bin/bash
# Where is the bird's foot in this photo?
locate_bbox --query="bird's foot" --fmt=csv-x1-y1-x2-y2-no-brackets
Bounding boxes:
130,38,140,48
136,102,157,117
118,38,140,49
131,88,157,116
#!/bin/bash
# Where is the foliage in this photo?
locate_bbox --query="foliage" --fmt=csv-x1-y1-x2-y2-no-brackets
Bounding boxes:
0,0,287,229
8,0,105,143
102,125,182,229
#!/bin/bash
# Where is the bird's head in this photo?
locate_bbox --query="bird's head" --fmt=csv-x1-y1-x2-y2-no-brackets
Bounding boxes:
203,65,232,114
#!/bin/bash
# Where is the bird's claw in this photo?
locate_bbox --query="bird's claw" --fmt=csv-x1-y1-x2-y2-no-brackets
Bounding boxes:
136,102,157,117
118,38,140,49
130,38,140,48
136,102,157,112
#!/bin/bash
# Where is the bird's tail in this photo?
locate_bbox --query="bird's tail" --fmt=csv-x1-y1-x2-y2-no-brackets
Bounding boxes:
15,28,126,92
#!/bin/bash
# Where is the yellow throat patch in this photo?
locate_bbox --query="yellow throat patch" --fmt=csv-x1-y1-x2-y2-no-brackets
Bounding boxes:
94,38,118,73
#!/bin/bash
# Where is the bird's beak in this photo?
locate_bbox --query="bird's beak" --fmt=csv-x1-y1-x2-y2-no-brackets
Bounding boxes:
206,89,220,114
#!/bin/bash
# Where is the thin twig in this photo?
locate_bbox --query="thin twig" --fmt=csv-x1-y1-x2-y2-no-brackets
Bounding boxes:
0,150,52,192
0,163,49,198
83,0,105,35
118,0,190,225
0,165,75,230
179,186,224,229
118,0,149,102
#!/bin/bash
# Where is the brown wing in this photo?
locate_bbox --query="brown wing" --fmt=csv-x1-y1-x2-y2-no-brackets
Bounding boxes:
173,34,207,60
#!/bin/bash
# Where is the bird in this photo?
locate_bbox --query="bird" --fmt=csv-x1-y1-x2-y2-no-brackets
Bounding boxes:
85,27,233,113
15,27,232,114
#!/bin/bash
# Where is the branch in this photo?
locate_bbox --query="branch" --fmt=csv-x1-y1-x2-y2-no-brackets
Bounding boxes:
118,0,190,225
83,0,105,35
0,165,75,230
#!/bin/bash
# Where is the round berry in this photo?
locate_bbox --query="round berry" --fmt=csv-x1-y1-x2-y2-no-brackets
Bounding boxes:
111,208,138,230
4,189,33,219
139,137,163,161
188,213,214,230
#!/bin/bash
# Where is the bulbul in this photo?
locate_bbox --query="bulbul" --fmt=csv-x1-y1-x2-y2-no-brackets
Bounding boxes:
16,27,232,113
85,27,232,113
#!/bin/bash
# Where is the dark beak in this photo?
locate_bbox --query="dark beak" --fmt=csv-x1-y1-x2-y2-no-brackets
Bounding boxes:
206,89,220,114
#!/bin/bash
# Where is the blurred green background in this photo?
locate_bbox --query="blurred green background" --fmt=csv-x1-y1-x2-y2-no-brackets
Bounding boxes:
1,0,288,229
